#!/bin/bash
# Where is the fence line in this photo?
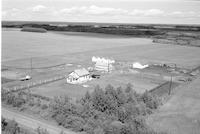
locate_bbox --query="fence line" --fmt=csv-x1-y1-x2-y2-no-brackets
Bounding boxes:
2,75,65,93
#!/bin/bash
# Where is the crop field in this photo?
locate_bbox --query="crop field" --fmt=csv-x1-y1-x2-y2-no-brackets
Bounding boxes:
2,28,147,62
2,28,200,99
2,29,200,69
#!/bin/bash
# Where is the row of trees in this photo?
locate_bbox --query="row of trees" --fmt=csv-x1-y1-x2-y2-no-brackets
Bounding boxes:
2,83,164,134
2,90,48,109
49,84,163,134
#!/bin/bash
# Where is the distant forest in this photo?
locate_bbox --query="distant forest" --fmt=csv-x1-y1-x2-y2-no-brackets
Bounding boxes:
2,21,200,47
2,21,200,36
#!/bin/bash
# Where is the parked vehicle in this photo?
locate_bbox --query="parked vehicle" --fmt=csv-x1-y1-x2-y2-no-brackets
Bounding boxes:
20,75,31,81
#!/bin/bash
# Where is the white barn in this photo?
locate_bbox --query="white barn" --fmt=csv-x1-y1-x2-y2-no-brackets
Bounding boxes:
95,62,113,72
66,68,91,84
92,56,115,72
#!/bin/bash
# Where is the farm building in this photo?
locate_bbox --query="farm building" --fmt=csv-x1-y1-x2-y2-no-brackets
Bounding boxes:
132,62,149,69
92,56,115,72
66,68,91,84
95,62,113,72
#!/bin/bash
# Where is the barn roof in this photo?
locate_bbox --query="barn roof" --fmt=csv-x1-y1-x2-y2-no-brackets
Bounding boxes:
95,61,109,66
74,68,89,76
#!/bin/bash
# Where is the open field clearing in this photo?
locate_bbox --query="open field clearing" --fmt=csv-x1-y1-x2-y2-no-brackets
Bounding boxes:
2,27,200,134
2,28,147,62
147,76,200,134
2,28,200,99
2,29,200,70
30,79,94,99
30,72,163,99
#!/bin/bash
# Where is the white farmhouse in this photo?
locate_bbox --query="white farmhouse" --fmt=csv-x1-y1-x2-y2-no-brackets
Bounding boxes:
66,68,91,84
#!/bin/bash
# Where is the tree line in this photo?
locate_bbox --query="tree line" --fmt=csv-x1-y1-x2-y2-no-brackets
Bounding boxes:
49,84,164,134
2,83,166,134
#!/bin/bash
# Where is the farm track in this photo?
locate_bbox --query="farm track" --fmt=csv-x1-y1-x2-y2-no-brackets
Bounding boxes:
2,107,77,134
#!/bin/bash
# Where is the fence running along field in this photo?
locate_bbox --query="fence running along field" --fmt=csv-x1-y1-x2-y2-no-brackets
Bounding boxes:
2,75,65,93
2,63,66,70
150,81,179,96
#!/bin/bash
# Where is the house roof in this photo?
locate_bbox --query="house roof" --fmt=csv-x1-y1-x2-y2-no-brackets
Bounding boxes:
74,68,90,76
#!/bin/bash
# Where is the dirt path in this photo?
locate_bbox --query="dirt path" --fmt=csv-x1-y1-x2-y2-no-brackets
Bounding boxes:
2,107,77,134
147,76,200,134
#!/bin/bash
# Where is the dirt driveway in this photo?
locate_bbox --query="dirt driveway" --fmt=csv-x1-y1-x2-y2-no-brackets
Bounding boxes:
2,107,77,134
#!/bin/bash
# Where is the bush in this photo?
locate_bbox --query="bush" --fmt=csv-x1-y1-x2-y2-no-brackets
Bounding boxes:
36,127,49,134
55,114,66,126
116,87,127,106
1,117,7,131
2,117,35,134
41,104,48,110
13,97,26,107
65,115,85,131
125,83,133,93
141,91,159,110
94,127,105,134
49,84,162,134
4,119,20,134
2,92,27,108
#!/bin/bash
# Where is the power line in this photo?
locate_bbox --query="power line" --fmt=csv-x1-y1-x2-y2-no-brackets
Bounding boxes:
2,63,66,69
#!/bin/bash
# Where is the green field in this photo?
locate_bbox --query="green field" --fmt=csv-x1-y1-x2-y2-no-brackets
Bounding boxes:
30,72,164,99
2,28,200,99
2,28,145,62
3,29,200,69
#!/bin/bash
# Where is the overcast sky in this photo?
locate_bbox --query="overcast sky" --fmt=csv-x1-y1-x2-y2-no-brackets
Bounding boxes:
2,0,200,24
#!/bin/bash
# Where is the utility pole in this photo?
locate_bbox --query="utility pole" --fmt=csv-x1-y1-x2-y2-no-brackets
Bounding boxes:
30,57,32,74
108,60,109,73
168,75,172,95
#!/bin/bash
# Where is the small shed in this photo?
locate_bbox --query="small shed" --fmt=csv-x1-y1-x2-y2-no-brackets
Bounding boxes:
132,62,149,69
66,68,91,84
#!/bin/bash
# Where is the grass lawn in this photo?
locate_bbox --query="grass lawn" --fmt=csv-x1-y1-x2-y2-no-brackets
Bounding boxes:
30,72,162,99
1,77,15,84
30,79,94,99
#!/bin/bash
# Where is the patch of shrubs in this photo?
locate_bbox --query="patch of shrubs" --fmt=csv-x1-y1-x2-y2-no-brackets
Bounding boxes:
49,84,163,134
1,117,50,134
2,92,26,107
1,117,32,134
2,83,164,134
41,104,48,110
36,127,49,134
1,90,48,109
